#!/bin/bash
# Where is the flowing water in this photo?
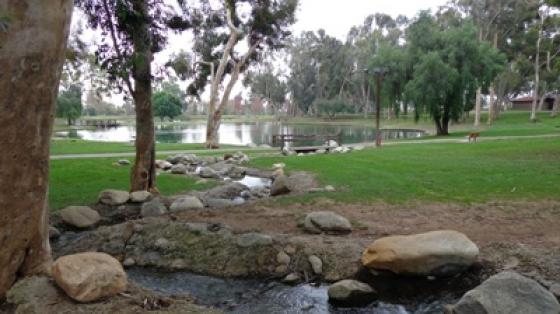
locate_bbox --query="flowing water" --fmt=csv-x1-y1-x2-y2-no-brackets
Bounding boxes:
127,268,457,314
55,122,426,145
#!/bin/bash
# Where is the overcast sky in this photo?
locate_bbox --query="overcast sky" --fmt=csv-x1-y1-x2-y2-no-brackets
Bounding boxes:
80,0,450,105
292,0,449,39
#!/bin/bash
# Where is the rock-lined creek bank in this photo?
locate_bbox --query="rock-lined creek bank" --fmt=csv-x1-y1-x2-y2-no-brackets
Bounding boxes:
6,152,558,313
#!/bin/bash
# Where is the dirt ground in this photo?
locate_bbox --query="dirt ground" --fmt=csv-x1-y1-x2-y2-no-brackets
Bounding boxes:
173,198,560,247
172,197,560,280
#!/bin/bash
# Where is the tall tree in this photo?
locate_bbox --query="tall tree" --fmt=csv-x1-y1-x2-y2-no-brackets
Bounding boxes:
76,0,180,191
0,0,73,297
244,61,287,115
56,84,83,125
404,12,504,135
178,0,297,148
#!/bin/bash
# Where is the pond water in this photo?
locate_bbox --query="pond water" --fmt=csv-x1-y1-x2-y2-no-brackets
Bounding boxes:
127,268,456,314
55,122,426,146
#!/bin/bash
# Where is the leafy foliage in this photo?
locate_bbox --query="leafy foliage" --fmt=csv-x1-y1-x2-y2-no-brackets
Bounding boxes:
56,85,83,125
153,90,183,121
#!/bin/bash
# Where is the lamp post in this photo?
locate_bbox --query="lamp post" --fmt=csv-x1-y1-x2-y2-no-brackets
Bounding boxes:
364,67,388,147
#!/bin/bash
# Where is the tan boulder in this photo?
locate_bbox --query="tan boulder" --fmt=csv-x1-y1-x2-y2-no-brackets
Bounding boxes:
362,230,479,276
59,206,100,228
52,252,127,302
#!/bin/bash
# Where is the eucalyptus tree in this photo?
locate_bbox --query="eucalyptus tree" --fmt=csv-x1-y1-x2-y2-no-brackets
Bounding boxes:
453,0,540,125
174,0,297,148
243,61,287,116
76,0,185,191
0,0,73,298
288,31,320,114
404,12,504,135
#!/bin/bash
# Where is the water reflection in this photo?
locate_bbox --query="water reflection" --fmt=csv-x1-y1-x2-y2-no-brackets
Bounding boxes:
55,122,425,145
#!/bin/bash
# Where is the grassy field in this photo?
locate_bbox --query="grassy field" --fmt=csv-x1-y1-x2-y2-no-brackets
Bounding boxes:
251,137,560,204
48,158,216,210
50,140,243,155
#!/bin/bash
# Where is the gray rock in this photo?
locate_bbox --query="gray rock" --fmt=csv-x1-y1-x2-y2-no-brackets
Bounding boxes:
328,280,376,306
205,198,237,208
171,164,187,174
209,161,233,174
167,153,200,165
286,172,317,192
140,198,168,217
353,145,365,151
277,251,291,265
550,283,560,300
308,255,323,275
304,211,352,234
282,273,301,284
59,206,101,228
170,196,204,212
130,191,152,203
98,189,130,206
270,175,291,196
199,167,220,179
237,233,273,248
155,159,173,170
49,226,61,239
117,159,131,165
447,271,560,314
227,166,246,179
205,182,248,199
122,258,135,267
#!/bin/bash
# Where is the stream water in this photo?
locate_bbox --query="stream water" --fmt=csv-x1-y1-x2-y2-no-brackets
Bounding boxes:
127,268,457,314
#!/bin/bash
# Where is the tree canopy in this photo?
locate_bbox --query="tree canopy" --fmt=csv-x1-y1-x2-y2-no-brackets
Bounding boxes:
56,84,83,125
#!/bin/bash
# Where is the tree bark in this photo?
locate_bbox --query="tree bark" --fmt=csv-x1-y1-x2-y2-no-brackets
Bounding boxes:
530,13,543,122
487,85,496,125
474,88,482,127
0,0,73,298
129,0,156,192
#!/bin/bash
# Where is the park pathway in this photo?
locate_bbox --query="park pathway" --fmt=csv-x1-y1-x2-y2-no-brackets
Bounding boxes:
50,133,560,160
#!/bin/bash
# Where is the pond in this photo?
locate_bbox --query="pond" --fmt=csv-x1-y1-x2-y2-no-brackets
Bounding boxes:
127,268,456,314
55,122,426,146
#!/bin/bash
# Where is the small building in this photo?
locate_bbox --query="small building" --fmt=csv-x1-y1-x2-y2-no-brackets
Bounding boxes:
511,95,555,111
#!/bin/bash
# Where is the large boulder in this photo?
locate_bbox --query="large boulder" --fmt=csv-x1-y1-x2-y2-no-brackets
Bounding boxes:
362,230,479,276
328,279,376,306
270,175,291,196
59,206,100,229
286,172,317,192
304,211,352,234
140,198,168,217
198,167,220,179
446,271,560,314
129,191,151,203
204,182,248,199
205,198,238,208
51,252,127,303
98,189,129,206
155,159,173,170
171,164,187,174
170,196,204,212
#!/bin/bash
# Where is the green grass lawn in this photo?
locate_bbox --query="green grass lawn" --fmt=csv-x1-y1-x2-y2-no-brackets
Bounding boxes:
50,139,242,155
48,158,216,210
250,137,560,204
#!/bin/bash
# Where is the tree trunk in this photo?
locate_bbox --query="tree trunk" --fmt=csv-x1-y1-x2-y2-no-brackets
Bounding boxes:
537,92,546,111
487,86,496,125
0,0,73,298
129,0,156,192
530,14,543,122
474,88,482,127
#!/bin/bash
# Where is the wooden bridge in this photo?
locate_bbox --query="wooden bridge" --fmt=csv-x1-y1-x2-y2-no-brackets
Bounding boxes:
79,119,120,128
272,133,342,153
